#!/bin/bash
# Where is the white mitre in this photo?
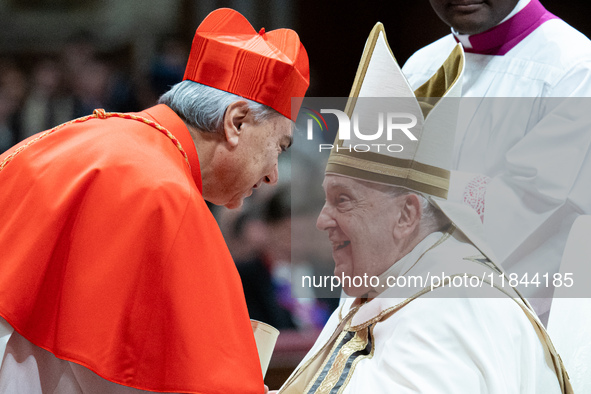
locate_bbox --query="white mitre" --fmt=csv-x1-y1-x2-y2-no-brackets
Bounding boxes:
325,22,497,263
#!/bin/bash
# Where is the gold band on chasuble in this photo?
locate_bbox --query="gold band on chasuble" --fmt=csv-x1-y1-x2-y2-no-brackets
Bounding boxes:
305,325,375,394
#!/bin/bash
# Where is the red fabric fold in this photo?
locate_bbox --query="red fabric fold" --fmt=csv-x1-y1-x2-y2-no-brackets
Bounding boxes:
0,105,264,393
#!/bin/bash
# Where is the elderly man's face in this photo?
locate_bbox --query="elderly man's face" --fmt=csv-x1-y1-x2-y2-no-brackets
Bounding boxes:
215,115,292,209
429,0,519,35
316,175,406,296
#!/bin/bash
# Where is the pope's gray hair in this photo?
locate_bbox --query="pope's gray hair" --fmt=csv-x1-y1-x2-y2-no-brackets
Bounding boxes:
371,183,450,233
158,80,283,133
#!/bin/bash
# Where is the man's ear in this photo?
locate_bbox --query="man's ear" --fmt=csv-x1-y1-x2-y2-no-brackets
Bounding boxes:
222,100,250,147
393,194,422,240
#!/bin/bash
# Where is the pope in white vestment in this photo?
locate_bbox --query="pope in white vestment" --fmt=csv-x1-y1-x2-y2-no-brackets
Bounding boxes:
278,20,571,394
402,0,591,320
280,228,565,393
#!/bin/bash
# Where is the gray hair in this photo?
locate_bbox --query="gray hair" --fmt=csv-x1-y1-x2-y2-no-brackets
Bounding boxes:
370,182,450,233
158,80,283,133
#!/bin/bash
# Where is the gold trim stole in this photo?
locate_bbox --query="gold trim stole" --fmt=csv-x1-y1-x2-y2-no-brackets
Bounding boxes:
304,323,375,394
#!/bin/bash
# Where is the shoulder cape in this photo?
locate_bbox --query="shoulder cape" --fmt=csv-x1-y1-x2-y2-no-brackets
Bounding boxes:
0,105,264,393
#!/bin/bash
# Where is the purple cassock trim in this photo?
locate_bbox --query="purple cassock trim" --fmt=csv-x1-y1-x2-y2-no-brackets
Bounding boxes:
453,0,559,56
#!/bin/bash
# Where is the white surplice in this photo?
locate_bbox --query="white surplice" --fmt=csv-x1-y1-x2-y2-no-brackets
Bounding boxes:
279,230,563,394
402,16,591,319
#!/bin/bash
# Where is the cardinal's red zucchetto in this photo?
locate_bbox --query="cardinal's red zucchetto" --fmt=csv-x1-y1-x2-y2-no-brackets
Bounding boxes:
183,8,310,120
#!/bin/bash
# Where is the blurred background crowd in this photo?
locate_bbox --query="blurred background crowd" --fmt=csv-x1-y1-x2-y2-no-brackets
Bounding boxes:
2,0,589,149
0,0,454,153
0,32,162,150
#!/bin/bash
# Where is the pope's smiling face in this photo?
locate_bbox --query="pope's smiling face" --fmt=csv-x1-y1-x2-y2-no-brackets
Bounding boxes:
429,0,519,35
316,175,406,296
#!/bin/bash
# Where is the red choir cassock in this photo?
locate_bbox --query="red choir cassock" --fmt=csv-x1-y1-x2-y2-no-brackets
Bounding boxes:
0,104,264,393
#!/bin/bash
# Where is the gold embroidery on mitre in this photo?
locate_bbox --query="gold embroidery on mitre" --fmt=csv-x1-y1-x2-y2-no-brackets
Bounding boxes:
414,44,464,116
326,22,464,200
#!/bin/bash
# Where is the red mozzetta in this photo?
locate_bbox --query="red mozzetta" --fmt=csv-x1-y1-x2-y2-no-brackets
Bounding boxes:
0,104,264,393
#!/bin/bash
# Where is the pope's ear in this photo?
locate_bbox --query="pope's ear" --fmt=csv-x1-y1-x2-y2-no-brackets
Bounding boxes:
222,100,250,147
393,194,421,240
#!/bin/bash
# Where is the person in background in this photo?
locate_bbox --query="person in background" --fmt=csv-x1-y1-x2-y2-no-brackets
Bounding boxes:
229,194,299,331
148,36,189,101
230,186,334,331
0,89,19,153
402,0,591,323
19,58,75,139
0,8,308,394
0,60,26,152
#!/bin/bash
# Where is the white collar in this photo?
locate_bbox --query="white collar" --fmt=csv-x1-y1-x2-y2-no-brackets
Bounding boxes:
371,231,444,296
